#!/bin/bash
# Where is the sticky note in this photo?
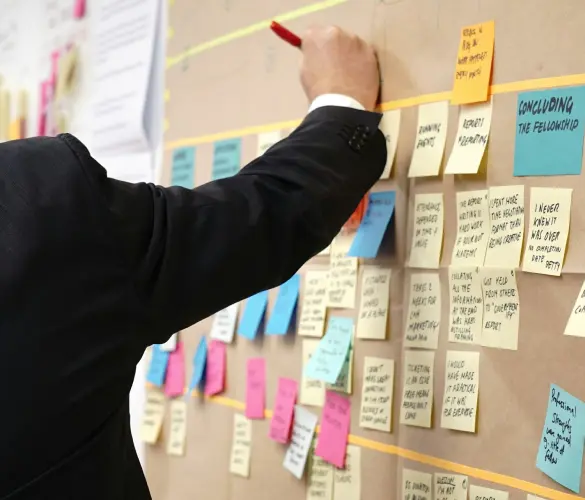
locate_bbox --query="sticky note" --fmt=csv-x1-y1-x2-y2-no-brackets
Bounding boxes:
536,384,585,492
299,270,329,337
326,332,354,395
188,337,207,392
445,100,493,174
166,399,187,456
160,333,177,352
403,469,432,500
441,350,480,432
480,268,520,350
328,235,358,308
448,267,483,344
356,267,391,340
245,358,265,419
146,344,170,387
451,190,489,266
229,414,252,477
307,446,334,500
171,147,195,188
238,290,268,339
140,390,165,444
304,317,353,384
283,405,318,479
204,340,226,396
380,110,401,178
73,0,86,18
212,138,241,180
485,185,525,268
210,303,239,343
434,474,469,500
404,273,441,349
269,377,298,443
359,356,394,432
514,86,585,176
333,445,361,500
300,339,326,407
400,350,434,428
564,280,585,337
469,486,509,500
408,101,449,177
527,496,545,500
316,391,351,468
266,274,300,334
451,20,495,105
408,193,444,269
164,341,185,397
522,187,572,276
257,130,282,157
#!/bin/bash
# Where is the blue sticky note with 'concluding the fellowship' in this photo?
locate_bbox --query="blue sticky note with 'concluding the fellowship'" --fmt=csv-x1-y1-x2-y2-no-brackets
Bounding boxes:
266,274,300,335
348,190,396,259
188,336,208,392
536,384,585,493
146,344,170,387
238,290,269,339
171,147,196,188
514,86,585,176
212,138,241,180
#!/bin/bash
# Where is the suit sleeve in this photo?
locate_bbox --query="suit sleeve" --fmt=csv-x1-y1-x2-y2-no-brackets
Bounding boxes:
64,106,386,344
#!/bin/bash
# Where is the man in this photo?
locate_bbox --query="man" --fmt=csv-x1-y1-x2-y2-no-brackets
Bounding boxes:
0,26,386,499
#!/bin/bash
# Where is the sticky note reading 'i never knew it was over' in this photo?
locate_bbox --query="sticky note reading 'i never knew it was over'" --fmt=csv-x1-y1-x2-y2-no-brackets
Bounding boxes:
400,350,434,428
146,344,170,387
266,274,300,335
245,358,265,419
171,147,195,188
408,193,444,269
408,102,449,177
316,390,351,468
188,336,207,392
238,290,268,339
212,138,241,180
164,340,185,397
205,340,226,396
269,377,298,443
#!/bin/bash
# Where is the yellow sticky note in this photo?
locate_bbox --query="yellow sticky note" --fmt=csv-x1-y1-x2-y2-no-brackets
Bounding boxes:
408,101,449,178
434,474,469,500
470,485,509,500
256,130,282,157
359,356,394,432
400,350,434,428
404,273,441,349
403,469,432,500
326,330,354,395
55,46,79,101
522,187,572,276
8,119,20,140
229,413,252,477
318,245,331,256
166,399,187,456
440,351,479,433
448,267,483,344
451,21,495,105
480,268,520,350
408,193,444,269
0,90,10,140
451,190,489,266
300,339,325,407
527,496,545,500
327,235,358,309
307,448,334,500
564,280,585,337
380,109,401,178
333,445,361,500
298,270,329,337
445,100,493,174
140,390,166,444
485,185,525,268
356,267,391,339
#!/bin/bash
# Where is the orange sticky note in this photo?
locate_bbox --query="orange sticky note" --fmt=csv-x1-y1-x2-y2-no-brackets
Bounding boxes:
451,21,495,105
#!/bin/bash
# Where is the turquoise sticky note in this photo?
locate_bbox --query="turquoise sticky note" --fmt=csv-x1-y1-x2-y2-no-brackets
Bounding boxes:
266,274,300,335
188,337,207,391
146,344,170,387
514,86,585,176
212,138,241,180
171,147,195,188
238,290,269,339
348,190,396,258
304,317,353,384
536,384,585,492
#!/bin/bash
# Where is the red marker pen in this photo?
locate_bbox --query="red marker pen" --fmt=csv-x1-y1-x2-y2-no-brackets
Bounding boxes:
270,21,302,48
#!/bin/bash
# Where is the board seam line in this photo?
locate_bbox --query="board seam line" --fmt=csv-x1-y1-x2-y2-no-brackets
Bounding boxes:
163,72,585,150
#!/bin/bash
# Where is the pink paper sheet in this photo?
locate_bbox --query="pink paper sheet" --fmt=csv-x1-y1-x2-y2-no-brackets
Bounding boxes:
245,358,266,419
316,390,351,468
164,341,185,397
204,340,226,396
269,377,297,443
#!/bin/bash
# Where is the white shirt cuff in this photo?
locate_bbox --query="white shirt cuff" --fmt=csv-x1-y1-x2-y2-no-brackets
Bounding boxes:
308,94,365,114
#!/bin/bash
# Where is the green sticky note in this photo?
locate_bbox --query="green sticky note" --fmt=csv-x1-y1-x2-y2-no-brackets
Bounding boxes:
171,147,195,188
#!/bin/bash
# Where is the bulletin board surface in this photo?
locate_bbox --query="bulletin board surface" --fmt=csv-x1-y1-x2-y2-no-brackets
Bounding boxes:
152,1,585,499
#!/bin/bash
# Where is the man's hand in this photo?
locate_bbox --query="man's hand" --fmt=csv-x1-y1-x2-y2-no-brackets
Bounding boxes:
300,25,380,112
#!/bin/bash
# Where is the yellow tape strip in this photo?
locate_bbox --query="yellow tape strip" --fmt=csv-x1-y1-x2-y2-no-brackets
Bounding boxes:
165,0,348,69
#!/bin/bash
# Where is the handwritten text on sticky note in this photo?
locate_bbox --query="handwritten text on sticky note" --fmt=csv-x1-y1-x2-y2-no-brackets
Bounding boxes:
434,474,469,500
359,356,394,432
357,267,391,340
400,350,434,428
301,339,326,407
229,414,252,477
316,391,351,468
404,273,441,349
171,147,195,188
166,399,187,456
269,377,298,443
213,138,241,180
380,110,401,178
408,102,449,177
210,303,239,344
451,190,489,266
564,280,585,337
245,358,266,419
448,267,483,344
299,270,329,337
205,340,226,396
403,469,432,500
409,193,444,269
283,405,318,479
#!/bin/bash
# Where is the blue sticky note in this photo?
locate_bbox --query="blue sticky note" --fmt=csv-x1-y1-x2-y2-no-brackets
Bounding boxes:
188,337,208,391
348,191,396,258
238,290,269,339
514,86,585,176
146,344,170,387
212,138,241,180
536,384,585,492
171,147,195,188
266,274,300,335
304,317,353,383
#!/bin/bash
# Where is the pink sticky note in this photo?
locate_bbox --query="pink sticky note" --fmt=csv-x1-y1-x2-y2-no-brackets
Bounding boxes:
269,377,297,443
73,0,86,19
50,51,59,90
316,390,351,468
245,358,266,419
205,340,226,396
164,341,185,397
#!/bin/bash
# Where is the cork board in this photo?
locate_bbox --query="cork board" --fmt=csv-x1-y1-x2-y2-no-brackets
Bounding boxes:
149,0,585,499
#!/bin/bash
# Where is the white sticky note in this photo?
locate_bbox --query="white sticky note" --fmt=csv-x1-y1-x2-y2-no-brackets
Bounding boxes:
404,273,441,349
229,413,252,477
440,351,480,433
257,130,282,157
564,280,585,337
434,474,468,500
400,350,435,428
328,235,358,309
359,356,394,432
448,267,483,344
299,270,329,337
356,267,391,339
166,399,187,456
485,185,525,268
380,109,401,178
527,496,545,500
522,187,572,276
140,390,166,444
470,485,509,500
408,101,449,177
403,469,433,500
283,406,318,479
451,190,489,266
300,339,326,407
333,445,361,500
408,193,444,269
210,303,239,343
160,333,177,352
307,448,334,500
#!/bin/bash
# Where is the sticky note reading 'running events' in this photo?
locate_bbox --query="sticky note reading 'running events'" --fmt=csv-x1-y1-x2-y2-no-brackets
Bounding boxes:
408,102,449,177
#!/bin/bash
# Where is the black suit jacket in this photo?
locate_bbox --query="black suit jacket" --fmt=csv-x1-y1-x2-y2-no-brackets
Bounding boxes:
0,106,386,499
